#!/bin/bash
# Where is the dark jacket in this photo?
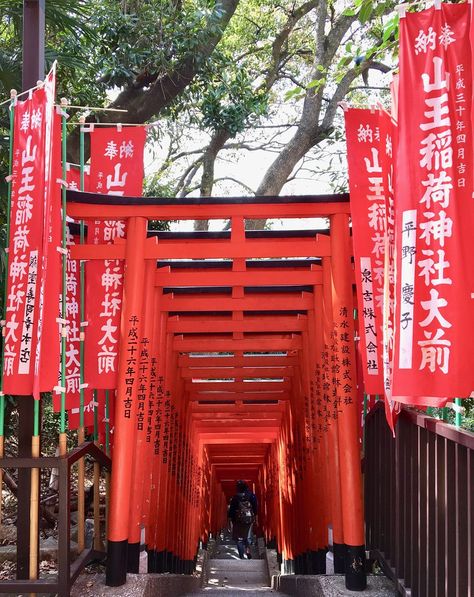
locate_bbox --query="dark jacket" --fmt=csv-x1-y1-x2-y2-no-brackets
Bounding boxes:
228,490,258,523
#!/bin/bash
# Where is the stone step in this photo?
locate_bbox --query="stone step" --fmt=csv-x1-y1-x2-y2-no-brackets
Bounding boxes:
183,587,288,597
209,559,267,569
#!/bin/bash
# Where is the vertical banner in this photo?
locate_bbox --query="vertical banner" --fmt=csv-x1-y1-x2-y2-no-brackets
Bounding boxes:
344,108,385,395
393,3,474,402
34,90,62,396
84,126,146,389
53,225,81,413
88,127,145,197
3,73,56,395
378,109,398,432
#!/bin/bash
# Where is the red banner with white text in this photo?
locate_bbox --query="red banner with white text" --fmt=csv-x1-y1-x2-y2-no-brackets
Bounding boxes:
393,3,474,403
345,108,385,395
52,227,82,413
2,75,56,395
84,126,145,389
378,108,399,432
34,92,62,397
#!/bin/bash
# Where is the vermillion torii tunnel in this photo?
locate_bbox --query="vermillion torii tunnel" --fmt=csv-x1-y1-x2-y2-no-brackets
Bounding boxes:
67,191,367,591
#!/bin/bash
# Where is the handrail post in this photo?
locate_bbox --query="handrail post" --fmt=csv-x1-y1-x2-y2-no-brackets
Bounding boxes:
58,457,71,596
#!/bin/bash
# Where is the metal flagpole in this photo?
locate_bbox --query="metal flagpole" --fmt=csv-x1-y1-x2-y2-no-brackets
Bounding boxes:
93,390,102,551
77,116,87,553
59,99,69,455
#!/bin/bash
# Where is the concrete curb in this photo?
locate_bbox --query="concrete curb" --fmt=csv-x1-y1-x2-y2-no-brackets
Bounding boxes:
71,572,201,597
274,574,397,596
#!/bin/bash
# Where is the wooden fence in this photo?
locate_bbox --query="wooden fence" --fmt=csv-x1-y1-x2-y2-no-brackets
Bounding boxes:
364,402,473,597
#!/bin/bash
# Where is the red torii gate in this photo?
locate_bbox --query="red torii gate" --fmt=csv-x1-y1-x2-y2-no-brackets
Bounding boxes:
67,191,367,591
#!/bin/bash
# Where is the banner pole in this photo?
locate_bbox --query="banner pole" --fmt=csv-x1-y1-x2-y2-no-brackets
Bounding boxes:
93,390,102,551
59,99,68,448
454,398,462,428
0,91,16,525
29,399,40,584
77,116,86,553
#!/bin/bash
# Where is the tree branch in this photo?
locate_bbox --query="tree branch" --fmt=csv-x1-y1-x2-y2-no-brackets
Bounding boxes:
67,0,240,161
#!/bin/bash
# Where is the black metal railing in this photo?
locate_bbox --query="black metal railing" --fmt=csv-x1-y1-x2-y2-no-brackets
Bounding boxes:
0,441,111,595
364,402,473,597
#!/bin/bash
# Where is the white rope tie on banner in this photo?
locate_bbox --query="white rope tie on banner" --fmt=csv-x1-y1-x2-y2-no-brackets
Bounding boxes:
56,246,68,255
338,101,350,112
56,317,69,338
80,321,88,342
79,383,89,390
80,123,95,133
56,178,69,188
0,320,5,327
3,247,9,254
53,386,66,394
65,163,91,174
395,4,408,18
447,401,464,414
433,0,442,10
116,123,123,132
5,175,13,182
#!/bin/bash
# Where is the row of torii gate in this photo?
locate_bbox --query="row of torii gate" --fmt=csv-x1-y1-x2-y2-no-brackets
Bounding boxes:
68,191,367,591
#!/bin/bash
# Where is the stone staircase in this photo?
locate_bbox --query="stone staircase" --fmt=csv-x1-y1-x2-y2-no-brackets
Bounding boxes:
183,532,283,595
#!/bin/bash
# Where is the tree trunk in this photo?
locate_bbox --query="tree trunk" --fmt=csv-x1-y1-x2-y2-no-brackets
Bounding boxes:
194,128,232,231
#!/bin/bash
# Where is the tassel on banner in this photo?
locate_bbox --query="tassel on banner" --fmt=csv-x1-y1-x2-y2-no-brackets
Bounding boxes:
395,4,408,18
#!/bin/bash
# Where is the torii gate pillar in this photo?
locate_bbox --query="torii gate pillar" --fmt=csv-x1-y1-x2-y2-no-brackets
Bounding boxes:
106,217,148,586
330,213,366,591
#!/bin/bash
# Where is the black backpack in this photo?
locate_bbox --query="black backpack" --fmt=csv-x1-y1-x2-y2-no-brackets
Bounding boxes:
235,493,254,525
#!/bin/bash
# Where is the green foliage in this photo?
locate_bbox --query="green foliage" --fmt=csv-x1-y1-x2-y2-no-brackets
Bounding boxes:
196,57,268,135
428,399,474,433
